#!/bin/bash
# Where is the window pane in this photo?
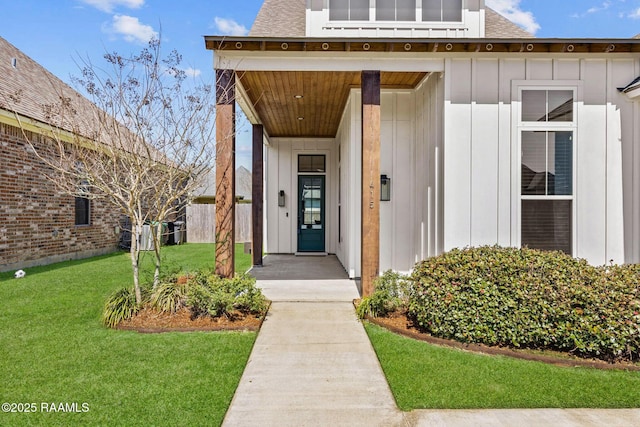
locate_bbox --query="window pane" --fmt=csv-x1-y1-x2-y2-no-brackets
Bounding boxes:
376,0,395,20
299,155,326,172
549,132,573,195
522,90,547,122
302,178,323,225
548,90,573,122
397,0,416,20
422,0,441,21
521,131,548,195
442,0,462,21
75,197,90,225
522,200,572,255
329,0,349,20
351,0,370,20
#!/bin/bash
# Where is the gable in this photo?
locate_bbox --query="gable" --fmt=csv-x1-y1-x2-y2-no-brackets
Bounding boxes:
249,0,533,38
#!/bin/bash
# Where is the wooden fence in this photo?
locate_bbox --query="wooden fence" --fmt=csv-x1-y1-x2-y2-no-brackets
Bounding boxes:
185,203,252,243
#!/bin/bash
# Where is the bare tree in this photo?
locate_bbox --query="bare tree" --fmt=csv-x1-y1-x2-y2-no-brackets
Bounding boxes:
9,39,220,304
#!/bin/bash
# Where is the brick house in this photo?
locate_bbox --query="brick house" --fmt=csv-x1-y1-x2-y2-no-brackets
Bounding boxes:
206,0,640,295
0,36,120,272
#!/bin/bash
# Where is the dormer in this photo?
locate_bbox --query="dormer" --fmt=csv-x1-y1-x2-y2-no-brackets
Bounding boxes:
306,0,486,38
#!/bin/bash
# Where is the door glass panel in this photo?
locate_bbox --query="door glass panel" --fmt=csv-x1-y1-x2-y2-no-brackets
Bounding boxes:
302,178,323,225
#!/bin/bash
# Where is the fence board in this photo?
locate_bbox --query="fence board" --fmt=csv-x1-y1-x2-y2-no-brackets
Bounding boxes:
186,204,251,243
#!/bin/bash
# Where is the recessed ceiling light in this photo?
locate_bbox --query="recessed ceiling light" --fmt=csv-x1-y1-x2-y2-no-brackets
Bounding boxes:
293,95,304,99
297,117,304,121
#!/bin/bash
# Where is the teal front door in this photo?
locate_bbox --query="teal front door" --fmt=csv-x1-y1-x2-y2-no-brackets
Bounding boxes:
298,175,325,252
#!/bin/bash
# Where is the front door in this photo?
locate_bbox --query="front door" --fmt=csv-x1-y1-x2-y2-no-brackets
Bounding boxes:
298,175,325,252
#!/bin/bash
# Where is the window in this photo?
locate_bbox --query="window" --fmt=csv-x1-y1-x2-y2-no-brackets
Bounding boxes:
75,196,90,226
422,0,462,21
329,0,369,21
376,0,416,21
298,155,326,173
520,89,575,255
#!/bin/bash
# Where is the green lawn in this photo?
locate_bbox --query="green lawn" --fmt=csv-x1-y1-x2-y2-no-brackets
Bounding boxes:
365,323,640,411
0,244,254,426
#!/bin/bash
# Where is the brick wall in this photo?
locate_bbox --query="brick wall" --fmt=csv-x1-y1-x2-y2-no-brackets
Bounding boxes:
0,122,119,272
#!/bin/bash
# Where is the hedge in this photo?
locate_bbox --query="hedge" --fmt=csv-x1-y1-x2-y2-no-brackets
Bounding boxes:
408,246,640,363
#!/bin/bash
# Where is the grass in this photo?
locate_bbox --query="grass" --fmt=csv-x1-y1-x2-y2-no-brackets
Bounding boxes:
0,244,254,426
365,322,640,411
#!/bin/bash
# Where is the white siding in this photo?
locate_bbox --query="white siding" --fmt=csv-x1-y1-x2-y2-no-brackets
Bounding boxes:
264,138,337,254
442,57,640,265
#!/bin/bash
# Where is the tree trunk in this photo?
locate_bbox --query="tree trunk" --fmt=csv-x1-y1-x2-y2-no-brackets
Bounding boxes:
152,222,162,289
131,223,142,304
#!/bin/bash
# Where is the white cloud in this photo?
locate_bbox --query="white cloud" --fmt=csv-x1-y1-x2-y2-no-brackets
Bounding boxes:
629,7,640,19
213,17,249,36
486,0,541,34
79,0,144,13
183,67,202,78
105,15,158,44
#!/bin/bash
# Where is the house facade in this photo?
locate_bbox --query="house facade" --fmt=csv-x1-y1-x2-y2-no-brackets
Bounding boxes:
0,37,120,272
207,0,640,294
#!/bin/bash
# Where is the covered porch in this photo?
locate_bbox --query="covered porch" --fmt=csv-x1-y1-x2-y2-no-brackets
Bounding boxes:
207,37,445,296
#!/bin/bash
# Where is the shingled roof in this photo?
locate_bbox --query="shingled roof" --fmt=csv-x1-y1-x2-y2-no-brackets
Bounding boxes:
0,36,96,135
249,1,534,38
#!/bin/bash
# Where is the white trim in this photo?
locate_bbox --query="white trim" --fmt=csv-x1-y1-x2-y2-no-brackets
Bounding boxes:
512,81,581,254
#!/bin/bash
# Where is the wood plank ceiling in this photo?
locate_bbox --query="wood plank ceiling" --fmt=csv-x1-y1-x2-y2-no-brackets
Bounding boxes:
238,71,427,138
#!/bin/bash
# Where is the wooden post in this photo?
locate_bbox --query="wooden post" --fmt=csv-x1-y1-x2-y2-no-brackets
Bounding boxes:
361,70,381,297
215,69,236,278
252,124,264,266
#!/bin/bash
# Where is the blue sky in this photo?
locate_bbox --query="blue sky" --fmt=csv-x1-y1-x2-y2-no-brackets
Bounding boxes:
1,0,639,169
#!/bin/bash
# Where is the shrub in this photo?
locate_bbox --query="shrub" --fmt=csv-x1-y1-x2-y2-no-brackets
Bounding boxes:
356,270,412,319
150,281,189,313
102,286,140,328
409,246,640,362
186,272,268,319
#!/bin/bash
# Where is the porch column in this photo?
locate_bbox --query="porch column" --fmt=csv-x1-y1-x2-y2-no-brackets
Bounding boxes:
215,69,236,278
361,70,381,297
252,124,264,266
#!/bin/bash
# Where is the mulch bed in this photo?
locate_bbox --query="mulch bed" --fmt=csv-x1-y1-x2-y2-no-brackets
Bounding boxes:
117,307,265,333
365,307,640,372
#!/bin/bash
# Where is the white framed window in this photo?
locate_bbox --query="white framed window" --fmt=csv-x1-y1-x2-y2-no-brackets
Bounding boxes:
515,84,579,255
422,0,462,22
329,0,370,21
376,0,416,21
328,0,462,22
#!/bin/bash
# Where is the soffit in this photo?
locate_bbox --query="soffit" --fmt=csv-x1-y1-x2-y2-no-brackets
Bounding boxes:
238,71,426,138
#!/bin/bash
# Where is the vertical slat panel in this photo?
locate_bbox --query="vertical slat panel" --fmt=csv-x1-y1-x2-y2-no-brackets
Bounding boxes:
471,59,500,245
577,59,607,263
444,59,472,250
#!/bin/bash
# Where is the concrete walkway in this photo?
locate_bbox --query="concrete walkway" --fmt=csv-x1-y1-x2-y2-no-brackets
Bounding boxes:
222,279,403,426
223,255,640,426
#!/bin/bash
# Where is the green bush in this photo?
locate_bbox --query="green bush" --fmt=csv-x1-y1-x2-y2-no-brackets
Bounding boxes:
186,272,268,319
409,246,640,362
356,270,412,319
150,281,189,313
103,271,268,327
102,286,140,328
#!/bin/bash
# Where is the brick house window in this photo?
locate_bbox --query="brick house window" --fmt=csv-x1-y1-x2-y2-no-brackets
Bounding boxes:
75,196,90,226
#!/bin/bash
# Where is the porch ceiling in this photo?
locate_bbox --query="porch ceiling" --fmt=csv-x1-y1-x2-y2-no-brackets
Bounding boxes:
237,71,427,138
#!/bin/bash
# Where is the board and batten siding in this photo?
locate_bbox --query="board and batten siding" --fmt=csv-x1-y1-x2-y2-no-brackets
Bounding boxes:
443,57,640,265
336,82,444,278
264,138,337,255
